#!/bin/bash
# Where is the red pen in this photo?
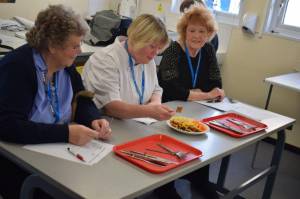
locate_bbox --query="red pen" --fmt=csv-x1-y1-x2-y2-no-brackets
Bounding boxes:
67,147,85,162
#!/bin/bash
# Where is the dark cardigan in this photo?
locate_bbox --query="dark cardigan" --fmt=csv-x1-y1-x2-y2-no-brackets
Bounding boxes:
158,41,222,102
0,44,101,144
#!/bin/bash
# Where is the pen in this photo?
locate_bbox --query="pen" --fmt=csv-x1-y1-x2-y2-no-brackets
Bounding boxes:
67,147,85,162
207,96,221,103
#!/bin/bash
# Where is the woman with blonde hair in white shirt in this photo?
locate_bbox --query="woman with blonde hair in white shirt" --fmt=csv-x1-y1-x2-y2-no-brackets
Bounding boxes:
83,14,175,120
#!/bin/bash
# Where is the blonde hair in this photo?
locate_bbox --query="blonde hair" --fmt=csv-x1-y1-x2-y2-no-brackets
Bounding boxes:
26,4,89,51
177,6,218,43
127,14,169,51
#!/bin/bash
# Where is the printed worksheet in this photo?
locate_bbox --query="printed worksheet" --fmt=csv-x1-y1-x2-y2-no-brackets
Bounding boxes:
24,140,113,166
196,97,280,121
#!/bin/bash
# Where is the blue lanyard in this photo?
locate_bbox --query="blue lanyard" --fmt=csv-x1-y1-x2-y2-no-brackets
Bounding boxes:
125,41,145,104
185,46,202,88
42,72,61,123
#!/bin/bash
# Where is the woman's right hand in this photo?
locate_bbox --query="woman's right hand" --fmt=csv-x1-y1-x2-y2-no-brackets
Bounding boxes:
207,87,225,100
68,124,100,146
147,104,176,121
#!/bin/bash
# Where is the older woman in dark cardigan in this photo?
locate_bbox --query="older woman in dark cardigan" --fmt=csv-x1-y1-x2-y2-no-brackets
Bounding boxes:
155,6,221,199
158,5,225,103
0,5,111,198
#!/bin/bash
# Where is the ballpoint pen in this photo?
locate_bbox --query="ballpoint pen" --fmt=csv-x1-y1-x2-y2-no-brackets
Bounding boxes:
207,96,222,103
67,147,85,162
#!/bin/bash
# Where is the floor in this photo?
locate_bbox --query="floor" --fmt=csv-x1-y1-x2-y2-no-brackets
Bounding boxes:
140,141,300,199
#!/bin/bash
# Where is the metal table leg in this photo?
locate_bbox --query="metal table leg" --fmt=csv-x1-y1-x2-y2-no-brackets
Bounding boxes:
264,84,274,110
221,130,285,199
251,84,274,168
262,130,285,199
217,155,230,193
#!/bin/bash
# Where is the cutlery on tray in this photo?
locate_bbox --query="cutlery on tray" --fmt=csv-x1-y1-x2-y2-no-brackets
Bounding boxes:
120,150,178,167
145,148,171,155
209,120,245,134
226,118,256,130
157,143,188,159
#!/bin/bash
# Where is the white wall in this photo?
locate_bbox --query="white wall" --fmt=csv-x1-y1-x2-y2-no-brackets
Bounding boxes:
138,0,232,53
1,0,299,147
0,0,232,53
222,0,300,147
139,0,300,147
0,0,110,20
88,0,110,16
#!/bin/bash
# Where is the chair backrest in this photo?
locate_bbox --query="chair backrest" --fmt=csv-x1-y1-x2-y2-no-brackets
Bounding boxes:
87,10,132,46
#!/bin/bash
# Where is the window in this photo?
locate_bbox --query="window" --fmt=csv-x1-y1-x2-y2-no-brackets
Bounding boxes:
171,0,243,25
204,0,243,25
265,0,300,41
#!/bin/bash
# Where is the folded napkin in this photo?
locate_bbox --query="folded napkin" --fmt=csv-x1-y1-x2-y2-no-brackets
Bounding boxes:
132,117,158,125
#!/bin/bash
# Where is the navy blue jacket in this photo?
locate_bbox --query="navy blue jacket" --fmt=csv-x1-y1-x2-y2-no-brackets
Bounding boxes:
0,45,102,144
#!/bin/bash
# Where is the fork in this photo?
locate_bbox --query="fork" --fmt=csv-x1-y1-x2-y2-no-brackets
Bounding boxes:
157,143,187,159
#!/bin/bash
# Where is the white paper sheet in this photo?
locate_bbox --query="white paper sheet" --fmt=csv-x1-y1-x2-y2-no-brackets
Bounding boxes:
196,97,279,121
132,117,158,125
195,97,241,112
24,140,114,166
0,32,26,49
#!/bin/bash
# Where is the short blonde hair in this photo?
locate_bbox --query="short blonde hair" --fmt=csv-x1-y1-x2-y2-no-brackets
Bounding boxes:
177,6,217,43
127,14,169,51
26,4,89,51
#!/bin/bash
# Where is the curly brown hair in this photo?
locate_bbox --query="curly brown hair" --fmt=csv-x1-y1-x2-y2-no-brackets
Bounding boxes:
26,5,89,51
177,6,217,43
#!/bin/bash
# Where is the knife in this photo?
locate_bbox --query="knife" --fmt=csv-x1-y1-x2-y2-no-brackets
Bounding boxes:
226,118,256,130
209,120,245,134
120,150,178,165
121,151,167,167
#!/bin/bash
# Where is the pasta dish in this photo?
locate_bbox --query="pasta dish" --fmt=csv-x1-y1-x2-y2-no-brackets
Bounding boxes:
170,116,207,132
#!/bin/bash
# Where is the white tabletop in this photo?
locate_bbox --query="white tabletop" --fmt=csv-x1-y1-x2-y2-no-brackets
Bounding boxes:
265,72,300,92
0,101,295,199
0,30,99,55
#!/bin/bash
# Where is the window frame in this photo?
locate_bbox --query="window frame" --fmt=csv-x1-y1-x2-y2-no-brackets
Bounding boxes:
264,0,300,41
205,0,244,26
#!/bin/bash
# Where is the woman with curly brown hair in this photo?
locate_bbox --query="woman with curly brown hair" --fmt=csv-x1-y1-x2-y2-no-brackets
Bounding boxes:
0,5,111,198
158,5,225,103
154,6,221,199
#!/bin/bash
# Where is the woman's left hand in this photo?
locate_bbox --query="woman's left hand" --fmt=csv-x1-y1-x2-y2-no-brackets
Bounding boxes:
91,119,112,140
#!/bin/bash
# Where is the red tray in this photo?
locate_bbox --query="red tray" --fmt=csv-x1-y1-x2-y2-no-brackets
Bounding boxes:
202,113,267,138
113,134,202,174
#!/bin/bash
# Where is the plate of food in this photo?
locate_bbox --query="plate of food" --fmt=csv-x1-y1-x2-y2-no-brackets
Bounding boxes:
167,116,209,135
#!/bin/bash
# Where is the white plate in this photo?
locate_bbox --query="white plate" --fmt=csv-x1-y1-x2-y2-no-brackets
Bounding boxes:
166,120,209,135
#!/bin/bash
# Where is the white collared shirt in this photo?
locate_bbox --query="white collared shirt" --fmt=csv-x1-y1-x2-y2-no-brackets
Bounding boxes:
82,36,162,109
